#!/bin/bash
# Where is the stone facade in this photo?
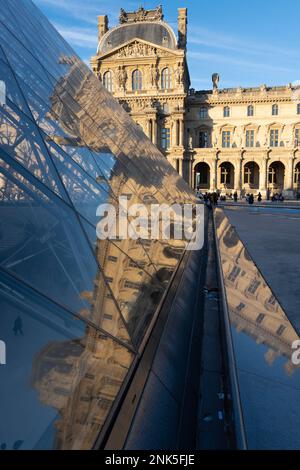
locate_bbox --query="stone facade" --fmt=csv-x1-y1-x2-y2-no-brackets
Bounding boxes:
91,6,300,199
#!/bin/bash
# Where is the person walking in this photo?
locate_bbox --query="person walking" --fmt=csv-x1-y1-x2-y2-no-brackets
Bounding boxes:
248,194,254,205
233,191,238,202
257,192,262,202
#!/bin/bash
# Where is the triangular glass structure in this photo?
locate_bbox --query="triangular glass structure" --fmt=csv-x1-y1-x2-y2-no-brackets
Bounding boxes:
0,0,194,450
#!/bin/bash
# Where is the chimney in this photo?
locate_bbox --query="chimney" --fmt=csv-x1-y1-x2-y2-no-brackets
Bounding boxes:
178,8,187,50
98,15,108,43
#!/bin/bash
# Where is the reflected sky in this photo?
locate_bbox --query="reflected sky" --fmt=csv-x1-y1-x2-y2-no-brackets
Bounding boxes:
215,208,300,449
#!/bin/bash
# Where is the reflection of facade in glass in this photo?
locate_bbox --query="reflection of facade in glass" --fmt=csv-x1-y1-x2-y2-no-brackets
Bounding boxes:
215,209,299,373
215,209,300,449
0,0,195,450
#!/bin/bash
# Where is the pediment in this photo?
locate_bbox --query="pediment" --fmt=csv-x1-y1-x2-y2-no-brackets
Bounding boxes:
98,38,182,60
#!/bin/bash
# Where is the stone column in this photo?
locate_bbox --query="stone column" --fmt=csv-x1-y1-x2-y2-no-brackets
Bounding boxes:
153,120,158,145
284,155,295,198
178,158,183,177
286,156,295,190
176,120,180,146
179,119,184,147
234,156,242,192
212,158,218,191
259,156,268,191
214,154,219,191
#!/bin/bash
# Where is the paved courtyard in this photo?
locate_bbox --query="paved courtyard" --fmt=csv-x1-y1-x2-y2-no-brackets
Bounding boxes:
224,205,300,334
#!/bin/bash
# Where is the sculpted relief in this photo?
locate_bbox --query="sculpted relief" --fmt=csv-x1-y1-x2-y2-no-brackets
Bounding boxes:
117,65,127,91
150,64,159,88
116,41,171,59
174,62,184,86
117,42,157,58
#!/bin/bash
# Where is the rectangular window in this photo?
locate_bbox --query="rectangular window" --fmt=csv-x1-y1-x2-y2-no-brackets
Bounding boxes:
200,107,208,118
199,131,209,148
223,106,230,117
247,105,254,117
161,128,171,150
222,131,231,148
246,130,255,147
270,129,279,147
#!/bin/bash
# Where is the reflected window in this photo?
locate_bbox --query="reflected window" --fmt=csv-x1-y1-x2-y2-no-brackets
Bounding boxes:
256,313,265,324
248,279,260,294
103,71,113,92
228,266,241,282
132,69,142,91
161,68,171,90
276,325,286,336
236,302,245,312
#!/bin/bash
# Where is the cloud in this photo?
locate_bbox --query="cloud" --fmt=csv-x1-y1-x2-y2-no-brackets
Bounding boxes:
34,0,117,24
188,25,298,59
54,24,97,49
188,51,295,74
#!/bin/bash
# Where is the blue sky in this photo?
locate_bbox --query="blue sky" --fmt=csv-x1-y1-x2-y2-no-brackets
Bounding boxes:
34,0,300,90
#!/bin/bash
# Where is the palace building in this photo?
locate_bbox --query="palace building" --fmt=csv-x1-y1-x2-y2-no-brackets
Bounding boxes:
91,5,300,199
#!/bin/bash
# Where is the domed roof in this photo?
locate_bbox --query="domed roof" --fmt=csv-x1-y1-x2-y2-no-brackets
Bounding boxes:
98,21,177,54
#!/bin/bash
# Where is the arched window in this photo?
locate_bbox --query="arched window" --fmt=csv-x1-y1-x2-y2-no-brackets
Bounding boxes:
272,104,279,116
103,71,113,92
223,106,230,118
297,103,300,115
199,107,208,118
132,69,142,91
161,68,171,90
247,105,254,117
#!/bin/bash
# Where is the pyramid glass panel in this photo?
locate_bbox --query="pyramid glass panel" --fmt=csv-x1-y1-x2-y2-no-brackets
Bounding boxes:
0,0,195,449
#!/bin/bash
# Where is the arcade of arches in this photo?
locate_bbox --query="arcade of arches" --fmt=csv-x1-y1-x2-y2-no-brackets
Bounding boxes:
193,159,300,196
91,6,300,199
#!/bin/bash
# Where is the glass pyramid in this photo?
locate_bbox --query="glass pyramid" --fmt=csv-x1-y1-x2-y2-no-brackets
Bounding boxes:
0,0,195,450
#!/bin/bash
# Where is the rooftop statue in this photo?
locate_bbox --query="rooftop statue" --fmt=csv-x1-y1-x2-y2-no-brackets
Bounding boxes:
119,5,164,24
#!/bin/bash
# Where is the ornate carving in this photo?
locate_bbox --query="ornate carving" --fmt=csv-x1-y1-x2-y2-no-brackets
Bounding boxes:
212,73,220,90
117,41,157,58
150,64,159,88
116,65,127,91
119,5,163,24
119,8,127,24
175,62,184,85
